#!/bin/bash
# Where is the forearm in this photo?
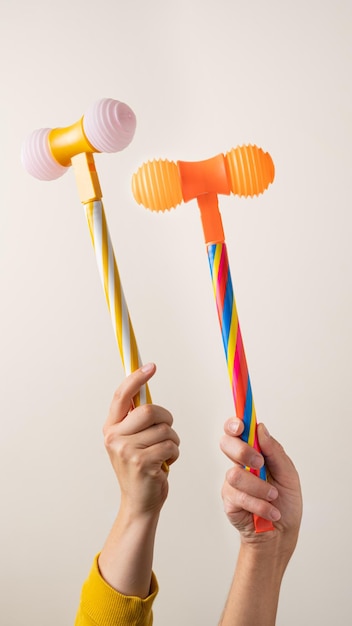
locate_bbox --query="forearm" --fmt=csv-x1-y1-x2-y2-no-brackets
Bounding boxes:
218,541,292,626
98,506,160,599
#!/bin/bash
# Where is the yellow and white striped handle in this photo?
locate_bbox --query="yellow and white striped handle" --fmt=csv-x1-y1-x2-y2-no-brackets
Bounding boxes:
72,152,151,407
85,200,151,406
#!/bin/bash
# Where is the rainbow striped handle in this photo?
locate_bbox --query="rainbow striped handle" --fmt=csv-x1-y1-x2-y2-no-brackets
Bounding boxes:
208,242,266,481
85,200,151,406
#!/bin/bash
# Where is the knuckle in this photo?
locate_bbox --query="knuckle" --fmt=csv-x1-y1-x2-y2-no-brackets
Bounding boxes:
237,489,250,509
156,422,171,439
227,465,243,488
163,439,177,455
118,440,140,466
163,409,174,426
112,387,124,404
139,403,155,424
104,431,131,462
164,440,180,463
173,445,181,461
128,450,144,470
154,406,173,424
103,428,116,450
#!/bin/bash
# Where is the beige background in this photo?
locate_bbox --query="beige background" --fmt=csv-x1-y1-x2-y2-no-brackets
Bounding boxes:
1,0,351,623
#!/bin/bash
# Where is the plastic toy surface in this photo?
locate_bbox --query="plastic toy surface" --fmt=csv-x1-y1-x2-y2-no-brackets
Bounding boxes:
21,98,150,408
21,98,136,180
132,146,275,532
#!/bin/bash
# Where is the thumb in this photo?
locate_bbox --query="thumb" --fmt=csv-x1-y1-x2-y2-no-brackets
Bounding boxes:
105,363,156,428
257,423,295,482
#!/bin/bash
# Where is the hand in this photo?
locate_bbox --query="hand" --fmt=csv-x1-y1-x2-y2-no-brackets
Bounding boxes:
220,419,302,551
103,363,180,517
218,420,302,626
98,364,180,597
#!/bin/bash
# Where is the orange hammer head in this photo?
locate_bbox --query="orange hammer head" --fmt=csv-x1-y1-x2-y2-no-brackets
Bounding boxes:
132,145,275,243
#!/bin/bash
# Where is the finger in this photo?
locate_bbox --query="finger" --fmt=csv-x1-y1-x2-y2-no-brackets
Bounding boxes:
222,479,281,522
118,423,180,451
105,363,156,429
226,464,279,502
257,424,298,483
119,438,180,471
148,439,180,468
220,433,264,470
116,403,174,437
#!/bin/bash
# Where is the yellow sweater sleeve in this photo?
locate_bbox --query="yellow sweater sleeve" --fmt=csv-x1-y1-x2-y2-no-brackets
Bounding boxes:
74,554,158,626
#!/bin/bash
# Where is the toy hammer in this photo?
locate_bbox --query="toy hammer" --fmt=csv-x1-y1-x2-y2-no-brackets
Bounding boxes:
21,98,150,407
132,146,275,532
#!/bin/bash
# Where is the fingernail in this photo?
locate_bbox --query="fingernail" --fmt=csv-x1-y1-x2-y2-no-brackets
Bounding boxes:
267,486,278,501
251,454,264,469
228,420,240,434
140,362,154,373
270,508,281,521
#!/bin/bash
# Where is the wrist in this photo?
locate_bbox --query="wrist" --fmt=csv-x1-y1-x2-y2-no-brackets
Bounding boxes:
239,530,297,576
98,503,160,597
118,499,161,529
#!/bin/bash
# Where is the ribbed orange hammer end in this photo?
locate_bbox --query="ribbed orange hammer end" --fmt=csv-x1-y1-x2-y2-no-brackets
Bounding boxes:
132,159,183,211
225,145,275,197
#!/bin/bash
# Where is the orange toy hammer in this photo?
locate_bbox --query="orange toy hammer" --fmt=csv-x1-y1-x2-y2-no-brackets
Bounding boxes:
132,146,275,533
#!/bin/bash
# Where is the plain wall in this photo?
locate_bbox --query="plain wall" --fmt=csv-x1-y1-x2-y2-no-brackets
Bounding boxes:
1,0,351,623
